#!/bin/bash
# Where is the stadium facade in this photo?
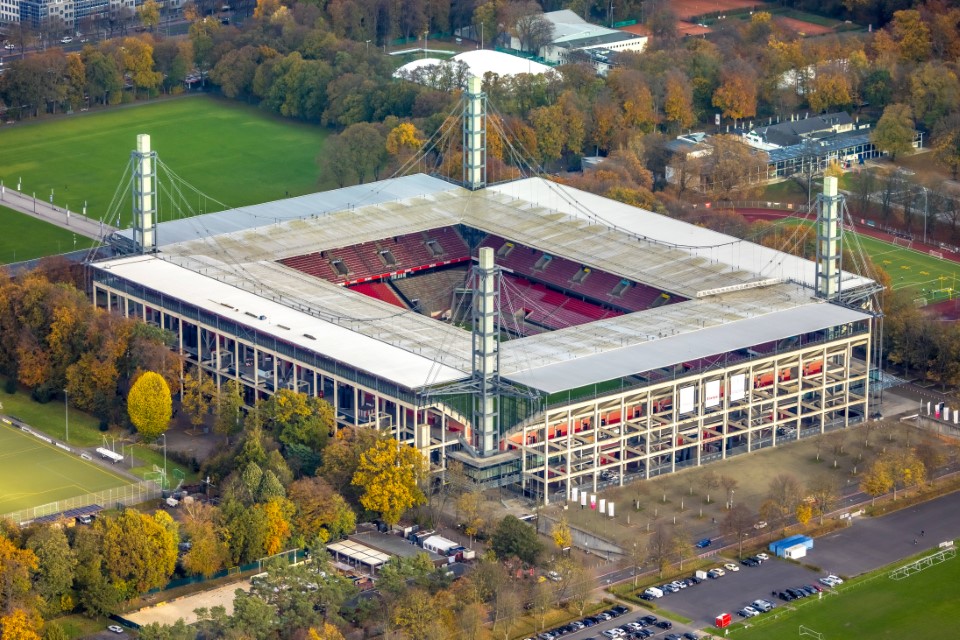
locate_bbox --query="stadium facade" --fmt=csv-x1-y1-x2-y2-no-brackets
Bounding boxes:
91,134,876,504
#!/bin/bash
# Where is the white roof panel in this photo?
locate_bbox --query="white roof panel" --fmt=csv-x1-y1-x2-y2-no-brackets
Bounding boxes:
504,303,872,393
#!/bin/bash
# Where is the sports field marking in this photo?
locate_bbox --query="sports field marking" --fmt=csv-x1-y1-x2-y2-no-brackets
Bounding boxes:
0,423,131,515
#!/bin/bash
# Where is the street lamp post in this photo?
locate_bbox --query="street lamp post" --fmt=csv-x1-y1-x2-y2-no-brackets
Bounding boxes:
920,186,929,245
365,39,370,53
159,433,167,484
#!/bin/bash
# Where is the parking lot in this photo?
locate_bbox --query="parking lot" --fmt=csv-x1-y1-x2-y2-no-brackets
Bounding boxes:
649,555,830,629
527,603,705,640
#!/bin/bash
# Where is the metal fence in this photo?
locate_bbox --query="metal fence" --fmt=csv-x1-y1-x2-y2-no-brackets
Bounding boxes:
2,480,162,525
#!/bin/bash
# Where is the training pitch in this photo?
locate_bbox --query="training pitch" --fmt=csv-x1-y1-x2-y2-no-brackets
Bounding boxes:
0,205,96,264
0,421,131,516
772,217,960,304
732,546,960,640
0,96,329,225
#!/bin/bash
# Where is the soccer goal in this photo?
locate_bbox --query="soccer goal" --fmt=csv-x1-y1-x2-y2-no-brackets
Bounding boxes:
893,236,913,249
799,625,824,639
929,249,945,259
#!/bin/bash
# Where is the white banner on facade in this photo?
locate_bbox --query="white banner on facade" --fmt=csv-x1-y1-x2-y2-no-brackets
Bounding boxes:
705,380,721,408
608,502,615,517
571,487,579,503
679,386,696,414
599,498,606,514
581,491,588,506
730,374,746,402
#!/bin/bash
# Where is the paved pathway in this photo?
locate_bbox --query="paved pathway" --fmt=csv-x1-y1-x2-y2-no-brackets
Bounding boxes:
0,185,117,241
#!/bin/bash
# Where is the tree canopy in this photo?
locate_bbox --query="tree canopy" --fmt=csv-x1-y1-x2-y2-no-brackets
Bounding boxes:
127,371,173,439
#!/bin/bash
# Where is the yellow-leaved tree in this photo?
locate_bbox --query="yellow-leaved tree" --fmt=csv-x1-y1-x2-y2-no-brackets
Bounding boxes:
0,609,42,640
308,623,346,640
352,440,427,525
127,371,172,440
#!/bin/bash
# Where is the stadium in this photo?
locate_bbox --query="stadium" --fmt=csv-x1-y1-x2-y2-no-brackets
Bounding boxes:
91,84,878,503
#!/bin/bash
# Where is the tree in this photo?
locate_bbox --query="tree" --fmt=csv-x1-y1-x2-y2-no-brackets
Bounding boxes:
910,63,960,130
720,504,755,558
701,469,721,504
647,524,673,578
288,477,356,543
127,371,172,439
118,37,163,97
933,112,960,180
319,426,382,503
214,379,244,443
490,515,543,565
181,503,228,578
0,536,39,613
351,439,426,526
100,509,179,598
25,526,77,615
712,65,757,122
551,515,572,551
492,583,521,640
0,610,41,640
136,620,192,640
181,369,215,432
764,474,804,530
872,104,915,161
889,9,931,63
138,0,161,30
860,458,893,505
808,475,839,525
707,135,767,200
720,474,739,508
308,624,345,640
663,71,695,133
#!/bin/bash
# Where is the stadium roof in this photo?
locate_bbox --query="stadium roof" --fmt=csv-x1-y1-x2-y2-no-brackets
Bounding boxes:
393,50,553,83
99,174,875,394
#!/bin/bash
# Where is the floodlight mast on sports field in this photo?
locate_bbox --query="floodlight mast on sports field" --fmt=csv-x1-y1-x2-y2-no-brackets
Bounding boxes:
159,432,167,485
64,388,69,443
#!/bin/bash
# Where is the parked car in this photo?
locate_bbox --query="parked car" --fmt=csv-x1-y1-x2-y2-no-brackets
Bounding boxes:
665,634,682,640
741,557,760,567
826,574,844,584
601,629,623,639
654,621,672,629
756,552,770,561
754,520,768,529
107,626,124,634
612,605,629,615
723,563,740,572
742,606,760,617
638,615,658,626
682,633,699,640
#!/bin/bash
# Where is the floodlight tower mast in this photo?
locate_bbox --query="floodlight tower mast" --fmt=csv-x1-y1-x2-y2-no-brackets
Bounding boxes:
472,246,499,455
463,76,487,190
815,175,843,300
131,134,158,254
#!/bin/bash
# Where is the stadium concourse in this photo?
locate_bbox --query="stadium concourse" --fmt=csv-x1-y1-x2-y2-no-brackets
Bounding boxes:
92,173,876,502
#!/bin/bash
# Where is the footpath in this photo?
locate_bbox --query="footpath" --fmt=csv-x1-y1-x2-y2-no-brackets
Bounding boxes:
0,184,117,241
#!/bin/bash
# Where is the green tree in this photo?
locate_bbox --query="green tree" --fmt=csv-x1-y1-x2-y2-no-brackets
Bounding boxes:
181,503,228,578
137,0,161,30
872,104,915,161
99,509,179,598
351,439,426,526
933,112,960,180
214,379,244,443
909,63,960,130
181,369,215,432
127,371,172,439
25,526,77,615
490,515,543,565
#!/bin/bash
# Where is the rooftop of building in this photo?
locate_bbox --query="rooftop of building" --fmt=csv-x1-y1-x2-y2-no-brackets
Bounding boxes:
99,174,874,395
543,9,645,48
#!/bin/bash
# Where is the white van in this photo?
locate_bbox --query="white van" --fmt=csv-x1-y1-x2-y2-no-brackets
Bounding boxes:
643,586,663,598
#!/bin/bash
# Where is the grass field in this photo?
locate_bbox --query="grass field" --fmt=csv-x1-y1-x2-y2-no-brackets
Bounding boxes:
772,216,960,303
732,547,960,639
0,421,131,515
0,205,97,264
0,96,330,226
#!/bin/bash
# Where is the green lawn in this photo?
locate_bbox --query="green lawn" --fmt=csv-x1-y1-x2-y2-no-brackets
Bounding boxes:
0,377,196,484
0,420,131,516
732,548,960,640
0,205,97,264
771,216,960,304
0,96,330,227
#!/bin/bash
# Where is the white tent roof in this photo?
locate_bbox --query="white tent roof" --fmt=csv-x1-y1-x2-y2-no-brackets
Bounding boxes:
395,49,552,81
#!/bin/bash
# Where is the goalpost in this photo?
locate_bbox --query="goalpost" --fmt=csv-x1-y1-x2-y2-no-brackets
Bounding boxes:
799,625,824,639
929,249,945,259
893,236,913,249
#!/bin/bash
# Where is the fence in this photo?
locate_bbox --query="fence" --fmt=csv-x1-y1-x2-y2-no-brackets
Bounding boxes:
2,480,162,525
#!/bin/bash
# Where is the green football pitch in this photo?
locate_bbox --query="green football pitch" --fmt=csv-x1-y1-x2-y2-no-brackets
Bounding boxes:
0,96,329,227
771,217,960,304
730,547,960,640
0,421,131,516
0,205,97,264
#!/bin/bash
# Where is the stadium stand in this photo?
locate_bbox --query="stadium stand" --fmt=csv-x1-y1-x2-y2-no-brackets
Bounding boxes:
392,266,470,317
349,282,408,309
